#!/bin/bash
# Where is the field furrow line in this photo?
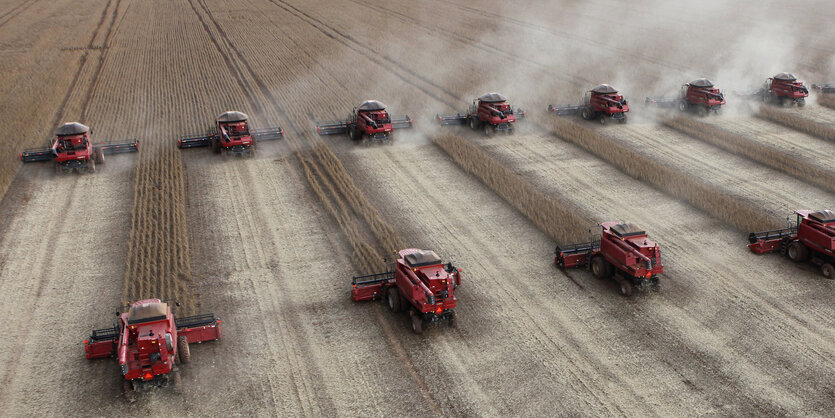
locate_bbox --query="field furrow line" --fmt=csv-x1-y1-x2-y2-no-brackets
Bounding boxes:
756,106,835,143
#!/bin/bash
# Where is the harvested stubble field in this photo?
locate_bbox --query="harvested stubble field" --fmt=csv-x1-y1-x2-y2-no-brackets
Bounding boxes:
0,0,833,416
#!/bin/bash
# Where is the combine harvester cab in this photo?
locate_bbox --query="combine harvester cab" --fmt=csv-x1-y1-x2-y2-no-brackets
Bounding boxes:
177,111,283,157
20,122,138,174
84,299,221,402
437,92,526,136
351,249,462,334
646,78,725,116
555,222,664,296
811,83,835,94
316,100,412,144
748,210,835,279
548,84,629,125
735,73,809,107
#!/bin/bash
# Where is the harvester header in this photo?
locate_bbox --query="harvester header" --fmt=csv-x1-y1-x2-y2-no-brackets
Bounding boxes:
436,92,525,135
177,110,283,156
548,84,629,124
20,122,138,173
748,210,834,279
316,100,412,143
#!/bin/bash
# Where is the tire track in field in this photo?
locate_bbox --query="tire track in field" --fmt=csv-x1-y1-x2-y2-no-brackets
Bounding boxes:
79,0,122,123
0,0,39,30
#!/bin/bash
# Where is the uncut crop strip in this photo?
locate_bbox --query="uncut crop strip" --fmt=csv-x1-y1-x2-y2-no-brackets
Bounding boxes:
663,116,835,192
432,133,591,244
549,118,779,232
122,140,193,314
818,94,835,111
755,106,835,143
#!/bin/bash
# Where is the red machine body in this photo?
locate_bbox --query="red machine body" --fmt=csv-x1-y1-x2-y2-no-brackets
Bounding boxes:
351,249,462,334
316,100,413,143
437,92,526,135
555,222,663,296
548,84,629,124
735,73,809,106
646,78,725,115
178,111,283,156
20,122,138,173
748,210,835,278
84,299,221,400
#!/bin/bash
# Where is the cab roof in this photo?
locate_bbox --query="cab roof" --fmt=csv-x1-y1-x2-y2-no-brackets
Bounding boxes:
127,302,168,325
808,210,835,224
688,78,714,88
773,72,797,82
591,84,618,94
478,92,507,103
217,111,248,123
56,122,89,136
610,223,646,237
358,100,386,111
404,250,442,267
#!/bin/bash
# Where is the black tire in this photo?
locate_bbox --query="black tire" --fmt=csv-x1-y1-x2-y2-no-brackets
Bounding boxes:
87,158,96,174
410,313,424,334
387,287,401,313
178,335,191,364
821,263,834,280
123,380,136,403
714,107,722,116
581,107,591,120
599,116,606,125
786,241,809,262
55,163,62,174
248,147,256,158
483,124,492,136
468,117,480,130
697,106,708,117
171,368,182,392
620,115,628,124
797,98,806,107
449,310,457,328
94,148,105,164
620,281,633,297
678,100,688,112
211,137,221,154
591,256,611,279
348,127,358,141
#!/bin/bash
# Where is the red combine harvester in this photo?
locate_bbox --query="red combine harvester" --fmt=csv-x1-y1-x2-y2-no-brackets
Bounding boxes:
84,299,221,401
20,122,138,173
548,84,629,124
437,92,526,135
646,78,726,115
748,210,834,279
811,83,835,94
316,100,413,143
735,73,809,107
177,111,283,156
351,249,462,334
555,222,664,296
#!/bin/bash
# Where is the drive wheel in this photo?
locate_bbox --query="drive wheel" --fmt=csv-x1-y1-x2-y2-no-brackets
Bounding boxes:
87,158,96,174
171,368,182,393
620,281,633,297
386,287,401,313
620,115,628,124
599,116,606,125
468,117,480,130
786,241,809,262
123,380,136,403
796,98,806,107
483,124,492,136
211,137,221,154
821,263,834,279
410,313,424,334
581,107,591,120
177,335,191,364
591,256,611,279
94,148,105,164
449,310,457,328
697,106,708,117
678,100,688,112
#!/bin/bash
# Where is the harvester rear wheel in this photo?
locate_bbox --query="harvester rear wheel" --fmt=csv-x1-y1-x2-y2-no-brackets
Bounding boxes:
410,313,424,334
787,241,809,262
177,335,191,364
591,256,611,279
822,263,834,279
87,159,96,174
620,281,633,297
386,288,401,313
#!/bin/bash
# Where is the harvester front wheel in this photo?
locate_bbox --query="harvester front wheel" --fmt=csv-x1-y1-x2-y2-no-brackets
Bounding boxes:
620,281,633,297
178,335,191,364
581,107,591,120
449,310,457,328
94,148,105,164
591,256,611,279
468,117,480,130
599,116,606,125
822,263,834,279
787,241,809,262
697,106,708,117
387,288,401,313
678,101,688,112
483,124,492,136
410,313,424,334
172,368,183,392
211,138,221,154
796,98,806,107
87,159,96,174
